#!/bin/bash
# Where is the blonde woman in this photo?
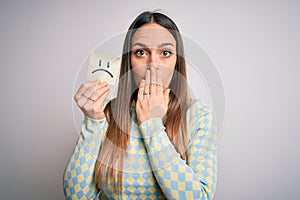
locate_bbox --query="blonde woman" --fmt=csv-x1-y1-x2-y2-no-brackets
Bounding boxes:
63,11,218,200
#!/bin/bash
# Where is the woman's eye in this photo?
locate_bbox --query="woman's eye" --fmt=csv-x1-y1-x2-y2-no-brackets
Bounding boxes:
162,50,172,57
135,49,146,57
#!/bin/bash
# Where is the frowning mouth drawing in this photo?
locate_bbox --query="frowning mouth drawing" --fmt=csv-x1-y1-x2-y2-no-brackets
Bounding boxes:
92,68,114,78
91,59,114,78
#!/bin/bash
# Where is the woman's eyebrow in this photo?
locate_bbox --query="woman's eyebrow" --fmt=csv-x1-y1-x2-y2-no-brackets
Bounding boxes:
132,42,147,48
132,42,175,48
158,43,175,48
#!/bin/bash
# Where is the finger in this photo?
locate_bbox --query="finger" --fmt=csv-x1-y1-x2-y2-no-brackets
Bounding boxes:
138,79,146,102
164,88,171,104
93,84,110,102
91,82,109,101
150,66,156,96
74,80,103,101
94,88,110,110
76,82,108,107
76,95,89,108
144,69,150,95
156,67,163,96
83,87,108,112
84,82,108,100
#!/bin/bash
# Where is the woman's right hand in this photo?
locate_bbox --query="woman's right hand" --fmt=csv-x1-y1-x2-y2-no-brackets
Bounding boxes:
74,80,110,120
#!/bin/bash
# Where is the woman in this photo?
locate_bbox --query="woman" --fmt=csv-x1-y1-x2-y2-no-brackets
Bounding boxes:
63,11,218,200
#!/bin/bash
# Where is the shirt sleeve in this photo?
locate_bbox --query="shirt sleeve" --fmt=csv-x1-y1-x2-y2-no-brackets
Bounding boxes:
138,99,218,200
63,98,110,199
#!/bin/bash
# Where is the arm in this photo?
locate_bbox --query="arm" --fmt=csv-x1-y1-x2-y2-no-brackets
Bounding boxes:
139,100,218,200
63,98,110,199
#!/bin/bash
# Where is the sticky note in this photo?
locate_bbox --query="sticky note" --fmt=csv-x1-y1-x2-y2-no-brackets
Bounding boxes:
87,52,121,85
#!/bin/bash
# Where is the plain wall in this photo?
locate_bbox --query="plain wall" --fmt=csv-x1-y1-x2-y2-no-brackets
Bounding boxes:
0,1,299,199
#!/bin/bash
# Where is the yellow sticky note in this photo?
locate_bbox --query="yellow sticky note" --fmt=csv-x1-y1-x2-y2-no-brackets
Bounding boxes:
87,52,121,85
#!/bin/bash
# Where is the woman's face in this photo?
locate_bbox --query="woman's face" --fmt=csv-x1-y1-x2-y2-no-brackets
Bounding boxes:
130,23,177,91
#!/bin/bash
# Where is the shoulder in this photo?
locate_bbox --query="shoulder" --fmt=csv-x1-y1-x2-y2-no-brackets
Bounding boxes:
187,98,216,119
187,98,217,136
187,98,218,157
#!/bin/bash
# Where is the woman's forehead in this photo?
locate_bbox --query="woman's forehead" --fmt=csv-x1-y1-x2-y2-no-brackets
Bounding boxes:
132,23,176,48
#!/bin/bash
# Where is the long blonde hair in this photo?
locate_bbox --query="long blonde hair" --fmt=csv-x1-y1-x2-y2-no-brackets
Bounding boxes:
94,11,189,194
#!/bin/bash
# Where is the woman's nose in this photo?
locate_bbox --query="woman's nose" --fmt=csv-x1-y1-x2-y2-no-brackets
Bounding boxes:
148,52,162,65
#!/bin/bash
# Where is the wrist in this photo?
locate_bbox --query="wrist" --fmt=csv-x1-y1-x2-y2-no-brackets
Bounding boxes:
85,110,106,121
138,117,164,138
85,115,106,122
138,117,150,126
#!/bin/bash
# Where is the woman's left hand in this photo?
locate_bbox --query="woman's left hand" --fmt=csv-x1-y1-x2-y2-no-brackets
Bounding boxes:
136,65,171,125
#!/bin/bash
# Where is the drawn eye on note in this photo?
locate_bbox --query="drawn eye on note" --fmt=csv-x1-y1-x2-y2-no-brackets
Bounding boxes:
92,59,114,78
87,52,121,85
